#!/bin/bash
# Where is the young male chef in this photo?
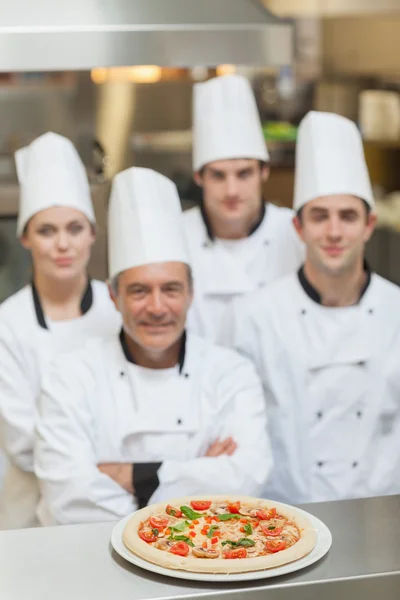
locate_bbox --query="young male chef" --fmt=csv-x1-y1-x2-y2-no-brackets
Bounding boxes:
229,111,400,504
34,167,271,525
184,74,304,342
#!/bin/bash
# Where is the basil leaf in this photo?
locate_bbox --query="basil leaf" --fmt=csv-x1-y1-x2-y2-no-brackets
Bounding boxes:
206,526,219,539
180,505,203,520
243,523,253,536
268,526,276,530
170,521,190,533
237,538,255,548
152,528,159,536
217,513,241,521
221,540,238,547
221,538,255,548
170,534,195,547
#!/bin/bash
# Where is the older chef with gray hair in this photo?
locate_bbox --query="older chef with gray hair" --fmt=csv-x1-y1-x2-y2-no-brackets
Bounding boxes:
184,74,304,342
229,111,400,505
35,167,271,525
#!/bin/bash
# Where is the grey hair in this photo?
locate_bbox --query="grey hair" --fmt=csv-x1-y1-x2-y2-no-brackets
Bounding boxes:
109,274,119,295
109,264,193,295
186,265,194,291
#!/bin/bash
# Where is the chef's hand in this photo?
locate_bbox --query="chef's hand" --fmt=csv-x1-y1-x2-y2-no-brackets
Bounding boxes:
205,437,237,457
98,463,134,494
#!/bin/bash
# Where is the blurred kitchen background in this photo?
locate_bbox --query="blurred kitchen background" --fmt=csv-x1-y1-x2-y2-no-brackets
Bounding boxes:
1,0,400,299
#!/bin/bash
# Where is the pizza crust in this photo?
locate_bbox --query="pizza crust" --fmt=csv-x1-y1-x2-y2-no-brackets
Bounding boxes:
122,495,317,574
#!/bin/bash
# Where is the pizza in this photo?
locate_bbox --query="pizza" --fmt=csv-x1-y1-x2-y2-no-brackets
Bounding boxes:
122,495,317,573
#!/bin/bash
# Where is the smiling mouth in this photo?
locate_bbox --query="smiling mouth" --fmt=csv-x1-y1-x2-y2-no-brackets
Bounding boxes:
141,323,173,329
223,199,242,208
323,247,344,255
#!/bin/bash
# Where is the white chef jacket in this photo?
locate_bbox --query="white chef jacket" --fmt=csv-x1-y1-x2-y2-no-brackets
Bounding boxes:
35,332,271,526
230,270,400,504
0,280,121,529
183,203,304,343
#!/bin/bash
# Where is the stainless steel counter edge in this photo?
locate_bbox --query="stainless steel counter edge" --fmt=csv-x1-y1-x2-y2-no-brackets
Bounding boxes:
1,495,399,600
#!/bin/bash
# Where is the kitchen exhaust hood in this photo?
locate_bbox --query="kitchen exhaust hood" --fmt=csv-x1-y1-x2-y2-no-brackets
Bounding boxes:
0,0,293,72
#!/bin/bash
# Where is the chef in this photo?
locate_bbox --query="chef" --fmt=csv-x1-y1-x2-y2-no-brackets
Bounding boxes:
184,74,304,342
34,167,271,526
229,111,400,504
0,133,120,529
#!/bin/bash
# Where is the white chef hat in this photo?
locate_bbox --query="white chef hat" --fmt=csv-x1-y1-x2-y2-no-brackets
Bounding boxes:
108,167,190,279
192,74,269,172
294,111,374,212
15,132,95,237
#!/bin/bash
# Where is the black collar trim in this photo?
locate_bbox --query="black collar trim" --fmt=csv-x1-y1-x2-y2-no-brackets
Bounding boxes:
80,279,93,314
31,282,47,329
297,261,372,305
31,278,93,330
200,199,267,242
119,328,187,375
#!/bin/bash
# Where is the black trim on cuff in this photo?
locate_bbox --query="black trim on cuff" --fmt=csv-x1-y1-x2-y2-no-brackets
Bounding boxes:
133,462,162,509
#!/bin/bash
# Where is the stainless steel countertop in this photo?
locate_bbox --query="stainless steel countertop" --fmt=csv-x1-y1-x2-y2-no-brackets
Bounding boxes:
0,495,399,600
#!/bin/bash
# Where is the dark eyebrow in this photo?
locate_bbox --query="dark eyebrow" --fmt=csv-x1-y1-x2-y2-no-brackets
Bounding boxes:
237,167,254,176
162,281,184,289
209,168,225,177
36,220,84,229
126,283,150,293
309,207,328,214
339,209,359,217
66,219,85,226
36,222,57,229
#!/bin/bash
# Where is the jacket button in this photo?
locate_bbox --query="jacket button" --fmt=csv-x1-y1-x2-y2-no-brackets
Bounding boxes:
184,373,189,379
352,461,358,468
177,419,182,425
316,411,323,419
317,461,324,467
202,241,210,249
368,309,374,315
263,239,269,246
301,309,307,316
356,411,362,418
120,371,125,377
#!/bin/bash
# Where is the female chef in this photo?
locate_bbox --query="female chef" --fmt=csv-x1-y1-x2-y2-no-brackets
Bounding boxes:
0,132,120,529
